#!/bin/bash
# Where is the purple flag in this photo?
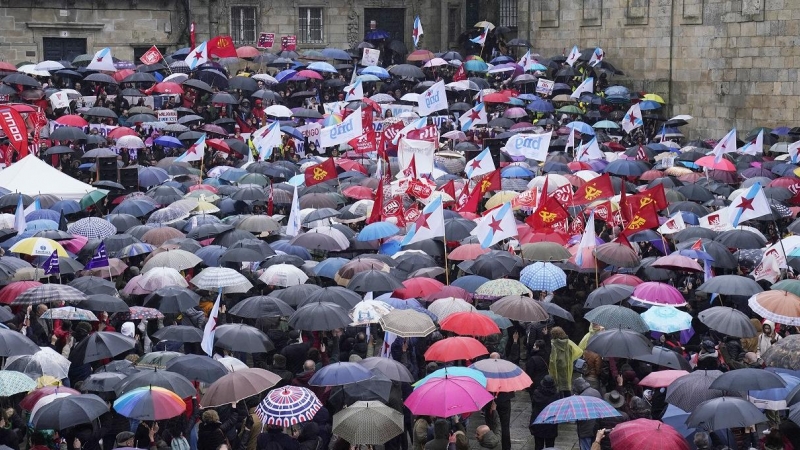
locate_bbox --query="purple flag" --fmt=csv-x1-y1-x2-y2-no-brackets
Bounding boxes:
43,250,59,275
84,242,109,270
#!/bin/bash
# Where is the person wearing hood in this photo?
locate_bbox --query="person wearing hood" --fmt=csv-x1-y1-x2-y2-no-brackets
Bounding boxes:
548,327,583,397
742,318,764,353
529,375,559,450
572,377,602,450
197,410,226,450
578,323,605,350
695,340,721,371
525,340,549,389
757,320,781,357
295,422,320,450
424,420,450,450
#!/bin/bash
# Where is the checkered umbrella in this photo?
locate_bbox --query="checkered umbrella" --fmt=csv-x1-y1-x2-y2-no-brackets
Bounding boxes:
147,207,190,225
67,217,117,240
191,267,253,292
0,370,38,396
14,284,88,305
520,262,567,292
256,386,322,427
332,401,404,445
533,395,622,424
584,305,650,333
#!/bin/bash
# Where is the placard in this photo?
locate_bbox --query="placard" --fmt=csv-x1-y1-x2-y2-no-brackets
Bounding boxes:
257,32,275,49
157,110,177,123
281,35,297,51
536,79,554,96
361,48,380,67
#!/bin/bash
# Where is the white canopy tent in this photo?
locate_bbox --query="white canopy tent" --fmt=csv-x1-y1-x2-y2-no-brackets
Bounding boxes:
0,155,97,201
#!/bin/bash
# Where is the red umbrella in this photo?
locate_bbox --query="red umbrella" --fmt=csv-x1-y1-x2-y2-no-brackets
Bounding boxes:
423,286,472,303
112,69,135,83
482,92,511,103
20,386,80,411
393,278,444,299
153,82,184,94
440,311,500,337
108,127,137,140
407,49,435,62
639,370,689,388
188,184,218,194
334,158,367,174
236,46,260,58
425,337,488,362
55,115,89,128
602,274,643,287
609,418,689,450
640,169,664,181
342,185,374,200
0,281,42,304
567,161,592,172
294,70,323,80
695,155,736,172
206,138,231,153
448,244,490,261
0,62,17,72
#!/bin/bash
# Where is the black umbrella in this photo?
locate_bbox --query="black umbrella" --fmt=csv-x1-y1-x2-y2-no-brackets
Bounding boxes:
538,301,574,322
69,331,136,364
152,325,203,343
78,294,129,313
3,73,41,87
714,229,766,249
697,306,758,338
229,296,294,318
389,64,425,78
637,256,675,282
347,270,403,293
697,275,763,297
634,346,692,371
213,229,258,248
182,79,214,93
68,276,118,296
84,106,118,118
260,254,305,270
686,397,766,430
43,146,75,155
665,370,729,412
444,218,476,241
708,368,786,392
585,328,653,358
82,372,127,392
358,357,414,383
143,286,200,314
84,73,118,85
272,284,323,307
105,214,141,233
329,373,392,409
303,286,363,309
211,92,239,104
394,253,438,274
0,328,39,357
289,301,351,331
228,76,259,91
95,359,138,375
584,285,634,309
30,394,109,430
675,239,737,269
302,207,341,224
213,324,274,353
464,251,521,278
50,126,88,141
186,223,234,240
115,368,195,398
166,354,229,384
229,239,276,258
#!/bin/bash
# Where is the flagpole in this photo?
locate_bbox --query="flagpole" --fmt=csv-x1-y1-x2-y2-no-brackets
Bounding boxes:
442,223,450,285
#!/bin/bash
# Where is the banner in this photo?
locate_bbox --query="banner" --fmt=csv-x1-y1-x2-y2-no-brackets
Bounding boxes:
257,32,275,49
49,92,70,110
501,132,552,161
296,122,322,149
320,107,363,148
0,106,29,163
139,46,163,65
323,101,347,115
281,35,297,51
361,48,380,66
157,110,178,123
398,138,435,176
536,79,554,96
417,80,448,116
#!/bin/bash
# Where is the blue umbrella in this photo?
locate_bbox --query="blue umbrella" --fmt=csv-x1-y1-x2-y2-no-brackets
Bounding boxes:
182,215,221,232
312,257,350,279
640,306,693,333
501,166,534,178
308,362,373,386
476,310,513,329
25,210,60,222
527,99,554,113
117,243,155,258
750,372,800,410
677,248,714,261
154,136,184,148
517,94,539,101
25,219,59,232
605,159,647,177
270,241,312,260
218,168,248,182
520,262,567,292
281,126,304,140
413,367,487,388
49,200,82,215
138,167,169,187
112,200,156,217
357,222,400,241
321,48,351,60
379,240,401,256
195,245,227,267
464,60,488,72
275,69,297,83
565,121,595,136
361,66,390,78
365,29,391,40
306,62,337,73
451,275,490,293
638,100,662,110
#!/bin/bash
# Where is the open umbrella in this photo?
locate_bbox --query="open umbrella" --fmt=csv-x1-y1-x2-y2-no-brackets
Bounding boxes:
68,331,135,364
635,346,692,371
519,262,567,291
639,370,690,388
698,306,758,338
0,371,37,396
586,328,653,358
686,396,766,430
5,347,70,380
697,274,763,297
308,362,373,387
631,282,686,307
762,335,800,370
404,376,493,417
489,295,549,322
30,394,109,430
201,368,282,408
229,296,294,318
114,386,186,420
640,306,693,333
593,241,641,267
665,370,727,411
748,290,800,325
289,301,352,331
166,354,228,384
358,357,414,383
0,328,43,357
151,325,203,343
332,401,404,445
584,305,649,333
468,358,533,392
708,367,786,392
255,386,322,427
82,372,126,392
214,324,274,353
609,418,689,450
533,395,622,424
424,337,488,362
379,309,436,338
440,311,500,337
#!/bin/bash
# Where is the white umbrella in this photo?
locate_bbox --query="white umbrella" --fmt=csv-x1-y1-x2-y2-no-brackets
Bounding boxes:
34,61,65,71
350,300,393,325
5,347,71,379
428,297,475,320
142,249,202,273
117,135,145,149
191,267,253,293
139,267,189,291
259,264,308,287
265,105,292,118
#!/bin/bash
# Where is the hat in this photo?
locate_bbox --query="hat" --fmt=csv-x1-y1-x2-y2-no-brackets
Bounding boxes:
541,375,555,388
115,431,135,445
604,391,625,409
701,340,716,352
120,321,135,339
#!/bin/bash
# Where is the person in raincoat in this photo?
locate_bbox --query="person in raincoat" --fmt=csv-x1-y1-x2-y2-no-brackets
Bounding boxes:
548,326,583,397
757,320,781,357
578,323,604,350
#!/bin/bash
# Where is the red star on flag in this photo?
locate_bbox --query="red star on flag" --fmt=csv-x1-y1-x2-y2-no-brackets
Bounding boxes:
488,216,503,233
415,211,432,230
736,196,755,211
96,57,104,62
629,113,636,125
348,87,356,95
468,109,482,121
469,158,483,170
208,314,217,331
187,145,198,154
194,51,203,60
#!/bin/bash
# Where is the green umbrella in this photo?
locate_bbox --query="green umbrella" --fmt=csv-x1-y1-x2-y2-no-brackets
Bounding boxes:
557,105,583,115
80,189,109,210
0,370,37,396
593,120,620,129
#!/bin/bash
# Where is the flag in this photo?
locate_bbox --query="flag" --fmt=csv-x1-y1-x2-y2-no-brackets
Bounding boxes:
470,26,490,45
501,132,552,161
208,35,237,58
472,202,518,249
575,212,596,266
526,194,569,231
304,158,337,186
589,47,604,67
573,173,614,205
698,209,730,231
23,198,40,216
286,187,301,236
412,16,423,48
201,290,222,356
459,102,487,131
84,242,109,269
465,147,495,179
518,50,534,71
621,103,644,133
139,45,163,65
252,121,281,160
49,92,70,110
476,169,502,193
13,195,25,235
753,248,781,283
629,184,668,211
621,203,660,236
550,182,573,205
634,145,648,161
0,105,29,162
741,130,763,155
380,331,397,358
789,140,800,164
453,64,466,82
728,182,771,227
400,155,417,179
570,77,594,99
402,196,444,246
344,79,363,101
417,80,448,116
712,128,737,164
659,124,667,143
439,180,457,201
87,48,116,72
43,250,60,275
577,137,603,161
320,107,363,148
566,130,575,152
185,41,208,70
455,183,482,214
657,212,686,235
392,118,427,145
175,134,206,162
566,46,581,66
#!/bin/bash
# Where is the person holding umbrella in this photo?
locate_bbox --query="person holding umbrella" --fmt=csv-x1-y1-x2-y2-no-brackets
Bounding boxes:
528,375,559,450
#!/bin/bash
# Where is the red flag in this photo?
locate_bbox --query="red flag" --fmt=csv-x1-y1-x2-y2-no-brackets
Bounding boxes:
615,232,634,249
572,174,614,205
0,106,28,164
406,125,439,143
526,195,569,230
455,183,482,214
304,158,337,186
569,213,585,235
635,145,648,161
208,35,237,58
348,131,377,154
406,178,433,200
549,183,573,205
622,202,660,236
139,46,163,65
629,184,668,211
439,180,457,202
691,238,703,251
401,155,417,178
381,120,404,153
453,64,467,82
368,177,384,225
404,204,421,224
619,185,631,222
512,187,538,210
477,169,502,193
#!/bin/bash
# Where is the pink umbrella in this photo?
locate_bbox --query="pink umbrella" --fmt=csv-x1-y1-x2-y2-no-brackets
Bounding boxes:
503,107,528,119
61,234,89,253
639,370,689,388
695,155,736,172
631,282,687,307
651,254,703,273
293,70,323,80
122,275,149,296
404,376,494,417
442,130,467,141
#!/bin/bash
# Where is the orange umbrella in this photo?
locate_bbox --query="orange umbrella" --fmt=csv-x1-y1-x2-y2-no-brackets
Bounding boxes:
407,49,435,62
748,290,800,325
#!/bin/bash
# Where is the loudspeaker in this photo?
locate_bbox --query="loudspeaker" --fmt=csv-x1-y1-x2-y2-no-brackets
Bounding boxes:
98,167,118,182
119,167,138,190
97,157,117,169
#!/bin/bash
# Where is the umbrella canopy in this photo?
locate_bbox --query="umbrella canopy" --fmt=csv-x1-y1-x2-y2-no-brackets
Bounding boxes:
639,370,690,388
151,325,203,343
289,301,352,331
640,306,693,333
519,262,567,291
114,386,186,420
0,328,42,356
593,241,641,267
166,354,229,384
379,309,436,338
665,370,727,411
708,368,786,392
609,418,689,450
30,394,109,430
440,311,500,337
520,242,572,261
762,335,800,370
5,347,70,380
635,346,692,371
586,328,653,358
424,337,488,362
214,324,274,353
332,400,404,445
115,368,195,398
584,305,649,333
404,376,494,417
631,282,686,307
255,386,322,427
229,296,294,318
0,370,37,396
533,395,622,424
685,396,767,431
82,372,126,392
698,306,758,338
309,362,373,387
584,285,635,309
748,290,800,325
201,368,282,407
489,295,549,322
696,274,763,297
68,331,136,364
468,358,533,393
357,357,414,383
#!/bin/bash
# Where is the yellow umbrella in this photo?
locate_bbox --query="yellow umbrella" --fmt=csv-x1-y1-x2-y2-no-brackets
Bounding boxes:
485,191,519,210
36,375,61,388
474,21,495,30
192,201,220,214
643,93,665,103
9,237,68,257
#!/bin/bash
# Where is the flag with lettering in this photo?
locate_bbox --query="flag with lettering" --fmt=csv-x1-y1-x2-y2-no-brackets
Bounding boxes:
621,202,660,237
417,80,448,116
84,242,110,269
43,250,60,275
501,132,551,161
657,212,686,235
304,158,337,186
320,107,363,148
139,46,163,65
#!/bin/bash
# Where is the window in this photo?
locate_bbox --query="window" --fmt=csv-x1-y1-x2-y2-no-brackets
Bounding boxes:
447,6,462,43
231,6,257,45
299,7,324,44
499,0,518,29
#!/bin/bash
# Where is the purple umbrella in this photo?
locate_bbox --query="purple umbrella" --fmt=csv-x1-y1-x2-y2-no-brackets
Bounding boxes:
631,282,687,307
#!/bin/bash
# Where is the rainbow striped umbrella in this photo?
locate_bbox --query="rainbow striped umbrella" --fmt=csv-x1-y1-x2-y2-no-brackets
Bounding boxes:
113,386,186,420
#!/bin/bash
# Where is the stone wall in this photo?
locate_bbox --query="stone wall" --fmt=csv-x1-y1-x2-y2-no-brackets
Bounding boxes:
529,0,800,139
0,0,181,62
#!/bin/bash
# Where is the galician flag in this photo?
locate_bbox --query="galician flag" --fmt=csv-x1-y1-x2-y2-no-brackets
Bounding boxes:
789,140,800,163
621,103,644,134
566,46,581,67
712,128,737,164
470,26,490,45
185,41,209,70
175,134,206,162
471,202,518,249
200,289,222,356
570,77,594,99
741,130,763,155
575,211,596,266
589,48,604,67
87,48,117,72
459,102,487,131
465,147,495,179
13,195,25,235
344,78,363,101
413,16,423,48
728,182,771,227
577,137,603,161
252,121,282,160
401,196,444,246
286,187,301,236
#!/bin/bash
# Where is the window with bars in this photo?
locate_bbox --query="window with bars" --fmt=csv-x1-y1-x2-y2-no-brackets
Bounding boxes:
299,7,324,44
499,0,518,29
231,6,257,45
448,6,462,43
